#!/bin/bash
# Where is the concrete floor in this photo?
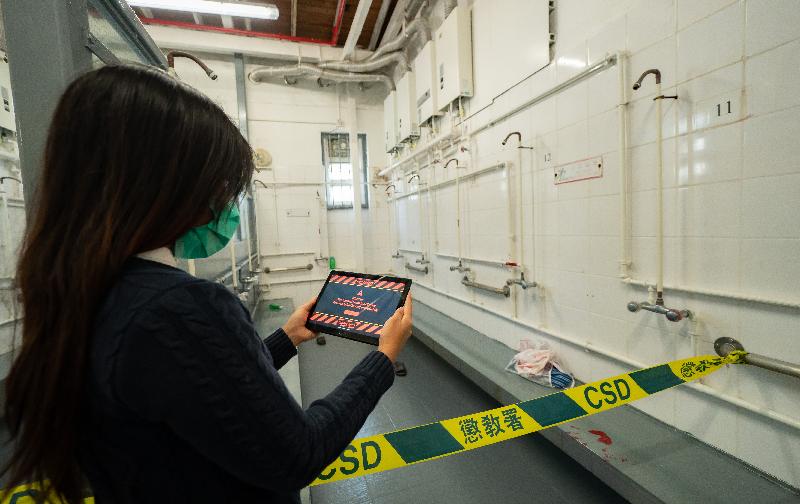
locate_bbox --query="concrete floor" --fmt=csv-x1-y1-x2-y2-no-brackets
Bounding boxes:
297,331,624,504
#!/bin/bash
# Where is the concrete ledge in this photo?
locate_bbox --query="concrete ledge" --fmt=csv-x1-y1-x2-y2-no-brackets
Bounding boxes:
412,301,800,503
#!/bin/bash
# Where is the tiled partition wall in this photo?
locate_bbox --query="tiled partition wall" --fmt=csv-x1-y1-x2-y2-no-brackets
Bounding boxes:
174,55,393,308
389,0,800,487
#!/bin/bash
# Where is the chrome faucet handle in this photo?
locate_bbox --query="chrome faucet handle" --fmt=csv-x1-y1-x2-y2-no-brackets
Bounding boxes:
628,301,691,322
666,308,692,322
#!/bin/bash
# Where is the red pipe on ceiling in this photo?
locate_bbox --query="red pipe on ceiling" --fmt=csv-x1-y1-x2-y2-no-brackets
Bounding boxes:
330,0,347,45
139,17,337,46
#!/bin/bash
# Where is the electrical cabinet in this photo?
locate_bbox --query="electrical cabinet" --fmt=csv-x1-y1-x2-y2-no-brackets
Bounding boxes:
435,5,473,111
395,70,418,143
383,91,397,153
0,52,16,133
414,41,438,125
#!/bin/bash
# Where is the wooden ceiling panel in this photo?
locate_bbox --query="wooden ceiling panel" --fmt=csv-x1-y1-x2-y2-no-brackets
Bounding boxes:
296,1,340,42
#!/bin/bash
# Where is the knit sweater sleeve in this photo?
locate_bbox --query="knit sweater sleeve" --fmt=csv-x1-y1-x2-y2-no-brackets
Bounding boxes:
263,328,297,370
112,281,394,491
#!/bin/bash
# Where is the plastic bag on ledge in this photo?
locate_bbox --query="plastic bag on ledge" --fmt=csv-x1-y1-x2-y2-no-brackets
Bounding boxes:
505,339,575,390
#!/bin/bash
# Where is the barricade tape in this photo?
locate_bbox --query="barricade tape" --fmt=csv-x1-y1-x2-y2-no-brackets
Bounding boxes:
311,351,748,486
0,352,748,498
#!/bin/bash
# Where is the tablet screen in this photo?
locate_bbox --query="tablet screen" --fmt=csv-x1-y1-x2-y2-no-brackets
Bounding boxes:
306,272,410,344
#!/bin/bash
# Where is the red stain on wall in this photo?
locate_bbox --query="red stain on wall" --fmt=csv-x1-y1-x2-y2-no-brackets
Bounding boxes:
589,429,613,445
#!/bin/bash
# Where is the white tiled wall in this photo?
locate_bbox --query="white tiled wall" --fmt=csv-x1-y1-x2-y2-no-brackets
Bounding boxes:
0,156,25,359
386,0,800,488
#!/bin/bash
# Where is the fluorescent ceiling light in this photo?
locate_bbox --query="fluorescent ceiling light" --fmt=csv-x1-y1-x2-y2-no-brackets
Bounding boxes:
128,0,279,20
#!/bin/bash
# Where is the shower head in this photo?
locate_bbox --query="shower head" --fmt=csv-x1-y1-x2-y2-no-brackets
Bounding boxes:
633,69,661,91
502,131,522,146
167,50,218,80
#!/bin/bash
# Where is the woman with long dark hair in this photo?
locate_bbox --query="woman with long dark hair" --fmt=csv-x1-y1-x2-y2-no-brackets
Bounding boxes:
1,64,412,503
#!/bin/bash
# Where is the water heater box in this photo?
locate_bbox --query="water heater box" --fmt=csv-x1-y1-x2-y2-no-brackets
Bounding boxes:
414,41,438,125
0,52,16,133
395,71,419,143
383,91,398,153
435,5,473,111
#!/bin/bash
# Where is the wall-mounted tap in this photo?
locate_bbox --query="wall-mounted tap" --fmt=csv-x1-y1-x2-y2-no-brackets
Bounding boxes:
507,272,537,290
449,261,471,273
385,184,397,196
415,256,430,265
408,173,420,183
391,252,403,259
627,301,692,322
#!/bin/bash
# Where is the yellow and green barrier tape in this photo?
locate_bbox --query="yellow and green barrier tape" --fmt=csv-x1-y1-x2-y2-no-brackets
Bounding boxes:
311,351,748,486
0,482,93,504
0,351,747,499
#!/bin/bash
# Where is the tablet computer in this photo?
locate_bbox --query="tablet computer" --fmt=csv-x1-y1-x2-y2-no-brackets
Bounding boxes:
305,271,412,345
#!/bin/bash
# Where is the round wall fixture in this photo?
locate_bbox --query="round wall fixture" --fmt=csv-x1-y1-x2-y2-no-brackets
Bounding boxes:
254,148,272,170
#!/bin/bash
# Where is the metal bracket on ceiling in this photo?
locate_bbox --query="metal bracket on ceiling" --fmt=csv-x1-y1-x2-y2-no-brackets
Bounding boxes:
85,32,121,65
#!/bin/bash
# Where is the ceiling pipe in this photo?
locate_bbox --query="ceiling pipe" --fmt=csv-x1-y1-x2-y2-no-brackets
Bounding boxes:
368,17,428,61
249,63,395,89
378,0,410,48
319,51,408,72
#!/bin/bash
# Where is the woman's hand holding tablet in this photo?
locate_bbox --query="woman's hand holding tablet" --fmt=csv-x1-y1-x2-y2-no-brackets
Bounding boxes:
305,271,412,347
376,293,413,363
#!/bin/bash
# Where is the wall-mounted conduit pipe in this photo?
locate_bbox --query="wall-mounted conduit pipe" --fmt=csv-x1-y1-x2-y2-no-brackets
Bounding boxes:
405,262,429,274
631,68,677,306
502,132,537,301
263,264,314,274
715,337,800,380
408,170,430,264
461,276,510,297
617,51,632,279
469,54,618,139
442,158,466,268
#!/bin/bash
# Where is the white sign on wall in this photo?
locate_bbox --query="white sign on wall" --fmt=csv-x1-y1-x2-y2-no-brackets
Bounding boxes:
553,156,603,185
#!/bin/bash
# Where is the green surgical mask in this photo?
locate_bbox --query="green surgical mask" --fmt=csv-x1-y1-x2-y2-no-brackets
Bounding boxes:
174,203,240,259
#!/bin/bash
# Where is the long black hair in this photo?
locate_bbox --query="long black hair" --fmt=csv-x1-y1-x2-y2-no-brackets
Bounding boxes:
2,64,254,502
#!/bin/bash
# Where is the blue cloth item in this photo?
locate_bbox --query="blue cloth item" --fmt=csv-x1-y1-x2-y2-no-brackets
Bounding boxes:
549,364,574,390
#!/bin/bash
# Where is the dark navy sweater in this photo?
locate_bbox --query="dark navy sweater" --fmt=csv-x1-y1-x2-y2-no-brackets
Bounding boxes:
79,258,395,503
